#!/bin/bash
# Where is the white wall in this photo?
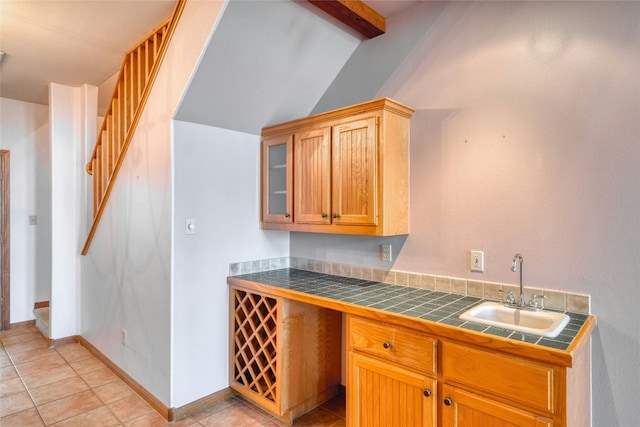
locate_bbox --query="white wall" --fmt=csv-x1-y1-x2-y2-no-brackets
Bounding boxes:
293,1,640,425
80,0,227,406
0,97,50,323
49,84,97,339
172,120,288,407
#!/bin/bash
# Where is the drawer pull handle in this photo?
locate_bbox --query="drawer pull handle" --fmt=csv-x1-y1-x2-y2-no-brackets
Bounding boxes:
423,389,431,397
321,213,328,218
284,213,290,218
444,397,453,406
382,341,391,349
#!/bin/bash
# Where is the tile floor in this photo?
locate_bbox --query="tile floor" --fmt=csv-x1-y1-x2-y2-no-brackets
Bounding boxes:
1,324,345,426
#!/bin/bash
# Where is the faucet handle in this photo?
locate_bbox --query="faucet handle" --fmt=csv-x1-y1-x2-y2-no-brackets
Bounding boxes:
499,290,516,306
529,294,546,311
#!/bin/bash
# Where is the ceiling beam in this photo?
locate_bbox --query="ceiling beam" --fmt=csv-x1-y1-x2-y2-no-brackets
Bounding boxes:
307,0,385,39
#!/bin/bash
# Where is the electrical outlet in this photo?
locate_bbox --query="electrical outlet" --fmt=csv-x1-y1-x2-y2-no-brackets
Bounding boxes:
381,244,393,262
121,329,127,346
470,250,484,272
29,215,37,225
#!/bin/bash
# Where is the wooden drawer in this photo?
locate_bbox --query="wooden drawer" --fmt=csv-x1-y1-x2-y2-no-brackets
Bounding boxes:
348,316,437,374
441,341,554,414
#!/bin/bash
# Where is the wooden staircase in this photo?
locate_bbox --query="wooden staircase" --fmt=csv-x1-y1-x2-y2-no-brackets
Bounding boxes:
82,0,185,255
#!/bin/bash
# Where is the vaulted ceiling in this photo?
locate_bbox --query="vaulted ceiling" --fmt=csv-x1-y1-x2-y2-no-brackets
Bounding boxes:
173,1,421,134
0,0,420,129
174,0,362,134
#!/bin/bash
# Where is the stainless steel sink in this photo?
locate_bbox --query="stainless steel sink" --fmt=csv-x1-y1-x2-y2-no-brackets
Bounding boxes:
459,301,570,338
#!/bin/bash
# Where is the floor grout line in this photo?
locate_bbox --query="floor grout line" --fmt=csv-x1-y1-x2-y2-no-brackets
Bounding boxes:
2,326,345,426
2,333,48,426
60,346,126,426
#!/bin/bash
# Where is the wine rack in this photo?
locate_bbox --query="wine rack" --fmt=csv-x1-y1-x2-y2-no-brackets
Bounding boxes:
229,283,342,422
232,289,279,405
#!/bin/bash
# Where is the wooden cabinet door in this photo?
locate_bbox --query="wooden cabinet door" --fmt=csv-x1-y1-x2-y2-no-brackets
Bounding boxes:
441,384,552,427
348,351,436,427
262,134,293,224
332,116,378,226
294,127,331,224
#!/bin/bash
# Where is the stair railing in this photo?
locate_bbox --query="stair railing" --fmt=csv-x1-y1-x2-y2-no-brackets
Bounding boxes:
82,0,185,255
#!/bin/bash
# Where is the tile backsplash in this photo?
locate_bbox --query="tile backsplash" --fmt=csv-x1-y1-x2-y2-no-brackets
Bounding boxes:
229,256,591,314
229,256,290,276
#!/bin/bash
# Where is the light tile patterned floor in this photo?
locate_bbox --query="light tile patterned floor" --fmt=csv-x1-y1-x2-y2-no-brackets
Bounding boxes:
0,325,345,426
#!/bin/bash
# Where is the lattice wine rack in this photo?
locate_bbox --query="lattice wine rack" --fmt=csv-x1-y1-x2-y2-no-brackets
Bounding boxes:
232,289,279,405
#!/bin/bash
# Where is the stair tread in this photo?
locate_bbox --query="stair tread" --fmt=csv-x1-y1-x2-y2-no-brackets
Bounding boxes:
34,307,50,323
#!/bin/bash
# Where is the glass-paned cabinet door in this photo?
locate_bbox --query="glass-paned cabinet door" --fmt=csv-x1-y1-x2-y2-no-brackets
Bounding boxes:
261,134,293,224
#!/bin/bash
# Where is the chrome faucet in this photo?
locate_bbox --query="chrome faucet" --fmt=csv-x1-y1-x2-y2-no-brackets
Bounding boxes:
511,253,525,307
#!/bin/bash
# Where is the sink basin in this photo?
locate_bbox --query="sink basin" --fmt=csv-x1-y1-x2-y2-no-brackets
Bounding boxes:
459,302,570,338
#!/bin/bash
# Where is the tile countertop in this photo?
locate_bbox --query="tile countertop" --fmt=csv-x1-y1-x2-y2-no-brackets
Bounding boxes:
229,268,595,366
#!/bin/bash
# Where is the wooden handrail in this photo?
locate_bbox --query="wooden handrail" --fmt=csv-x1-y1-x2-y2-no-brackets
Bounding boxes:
82,0,185,255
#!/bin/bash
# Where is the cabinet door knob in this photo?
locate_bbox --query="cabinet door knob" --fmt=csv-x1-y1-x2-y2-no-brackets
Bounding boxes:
284,213,290,218
321,213,328,218
423,389,432,397
382,341,391,349
333,213,340,219
443,397,452,406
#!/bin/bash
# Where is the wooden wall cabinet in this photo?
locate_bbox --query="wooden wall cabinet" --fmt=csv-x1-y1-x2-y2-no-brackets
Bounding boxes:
346,315,437,427
261,98,414,236
229,286,342,423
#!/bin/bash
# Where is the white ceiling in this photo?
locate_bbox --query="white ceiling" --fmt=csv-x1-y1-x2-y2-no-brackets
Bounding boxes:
0,0,175,106
0,0,419,114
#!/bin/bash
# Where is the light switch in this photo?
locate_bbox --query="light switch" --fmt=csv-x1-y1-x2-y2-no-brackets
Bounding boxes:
185,218,196,235
29,215,37,225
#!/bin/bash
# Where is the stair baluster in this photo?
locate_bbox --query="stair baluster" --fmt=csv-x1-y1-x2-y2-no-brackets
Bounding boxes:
82,0,185,255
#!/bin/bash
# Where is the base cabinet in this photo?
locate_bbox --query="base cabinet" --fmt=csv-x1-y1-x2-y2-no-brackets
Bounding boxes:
440,339,592,427
228,277,593,427
347,315,437,427
348,317,591,427
229,286,342,423
441,384,552,427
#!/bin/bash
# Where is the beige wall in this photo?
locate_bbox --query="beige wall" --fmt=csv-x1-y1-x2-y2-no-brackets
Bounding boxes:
294,1,640,425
